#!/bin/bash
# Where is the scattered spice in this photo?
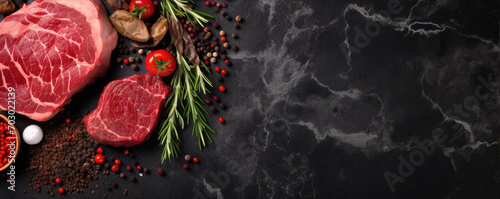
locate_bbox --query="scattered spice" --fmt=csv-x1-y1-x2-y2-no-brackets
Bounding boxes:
116,57,122,63
138,49,144,55
209,106,217,113
233,23,240,29
157,168,164,175
193,157,199,163
221,69,227,76
184,154,192,161
219,103,226,109
218,117,225,123
213,96,219,102
131,64,138,70
235,15,242,22
26,114,98,195
183,164,189,170
205,98,211,104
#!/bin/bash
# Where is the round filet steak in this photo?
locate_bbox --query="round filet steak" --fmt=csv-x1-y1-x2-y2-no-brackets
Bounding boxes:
0,0,118,121
83,73,172,147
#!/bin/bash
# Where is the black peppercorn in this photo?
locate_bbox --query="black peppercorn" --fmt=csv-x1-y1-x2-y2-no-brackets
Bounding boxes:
130,176,136,182
233,23,240,29
226,15,231,20
210,106,217,113
217,75,223,82
219,103,226,109
124,49,130,54
221,10,227,16
214,7,220,13
232,45,239,51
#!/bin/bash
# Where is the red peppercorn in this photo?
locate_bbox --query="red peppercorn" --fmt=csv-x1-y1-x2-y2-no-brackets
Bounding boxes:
211,43,215,47
67,136,72,140
204,60,209,65
205,1,209,6
218,117,224,123
111,164,119,173
219,85,226,92
205,98,211,104
215,66,221,72
123,59,129,65
221,37,226,42
221,69,227,75
65,118,70,124
222,2,227,7
183,164,189,169
127,165,132,171
55,178,61,184
94,154,105,164
224,59,230,66
137,165,142,171
189,33,195,38
210,1,215,6
213,96,219,102
58,187,64,194
114,159,121,165
193,157,199,163
96,147,103,154
36,184,40,188
157,168,164,175
124,149,129,155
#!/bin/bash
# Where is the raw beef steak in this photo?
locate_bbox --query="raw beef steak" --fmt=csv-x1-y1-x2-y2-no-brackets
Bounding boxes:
83,73,172,147
0,0,117,121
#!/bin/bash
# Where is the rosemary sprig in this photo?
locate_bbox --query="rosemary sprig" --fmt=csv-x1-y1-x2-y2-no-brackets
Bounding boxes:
158,0,215,163
160,0,213,26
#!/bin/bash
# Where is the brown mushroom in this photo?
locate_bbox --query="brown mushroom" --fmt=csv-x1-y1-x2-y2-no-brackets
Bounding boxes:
131,15,169,49
107,0,131,11
0,0,15,14
109,10,149,42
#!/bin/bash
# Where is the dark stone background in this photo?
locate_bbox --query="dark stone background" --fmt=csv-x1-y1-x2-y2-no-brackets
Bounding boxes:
0,0,499,198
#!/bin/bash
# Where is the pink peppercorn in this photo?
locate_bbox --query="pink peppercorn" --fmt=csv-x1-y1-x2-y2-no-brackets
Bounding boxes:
213,96,219,102
210,1,215,6
126,165,132,171
157,168,164,175
204,27,210,32
224,59,230,66
183,164,189,169
205,1,210,6
216,2,221,7
205,98,211,104
222,2,227,7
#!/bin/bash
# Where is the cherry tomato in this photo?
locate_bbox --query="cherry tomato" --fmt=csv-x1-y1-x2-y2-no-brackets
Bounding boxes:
145,49,176,77
94,154,105,164
129,0,155,19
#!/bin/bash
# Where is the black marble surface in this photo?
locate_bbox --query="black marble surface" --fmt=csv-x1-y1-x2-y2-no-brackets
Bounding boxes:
1,0,500,198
